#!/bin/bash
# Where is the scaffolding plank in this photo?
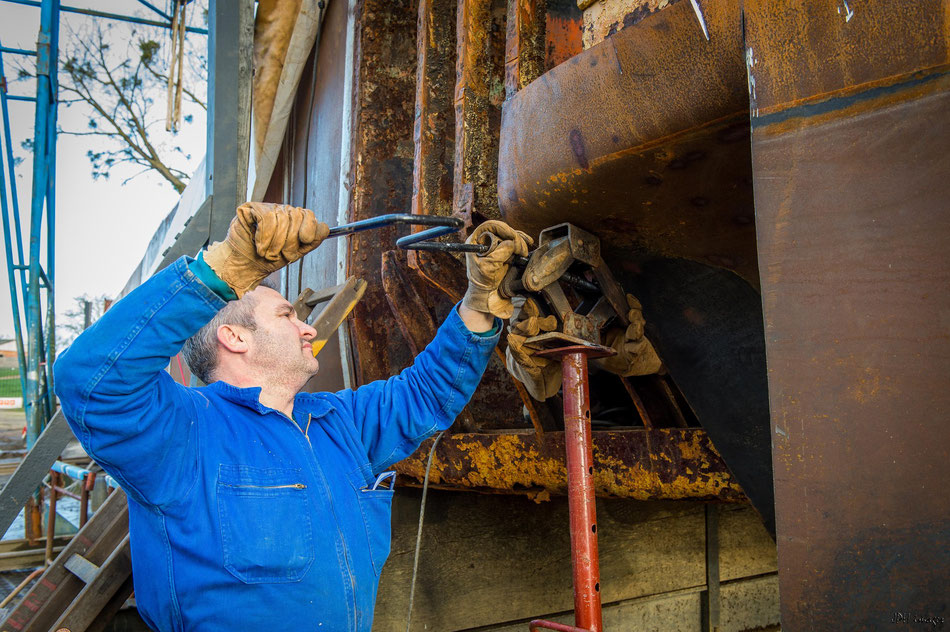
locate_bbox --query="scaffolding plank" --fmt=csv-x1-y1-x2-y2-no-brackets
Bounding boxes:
51,534,132,632
0,489,129,632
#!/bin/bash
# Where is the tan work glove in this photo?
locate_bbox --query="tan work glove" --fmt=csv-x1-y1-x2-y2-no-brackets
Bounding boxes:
505,298,562,400
595,294,663,376
462,220,533,319
204,202,330,297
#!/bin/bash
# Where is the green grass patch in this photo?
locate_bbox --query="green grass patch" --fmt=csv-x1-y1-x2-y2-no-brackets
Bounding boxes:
0,366,24,399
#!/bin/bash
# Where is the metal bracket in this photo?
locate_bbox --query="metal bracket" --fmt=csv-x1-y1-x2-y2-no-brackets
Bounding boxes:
508,223,628,346
292,277,369,357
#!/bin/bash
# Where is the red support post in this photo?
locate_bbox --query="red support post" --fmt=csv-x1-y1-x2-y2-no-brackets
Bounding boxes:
532,343,613,632
560,351,603,632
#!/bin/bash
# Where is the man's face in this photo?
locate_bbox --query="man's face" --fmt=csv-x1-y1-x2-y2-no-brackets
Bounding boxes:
244,287,320,384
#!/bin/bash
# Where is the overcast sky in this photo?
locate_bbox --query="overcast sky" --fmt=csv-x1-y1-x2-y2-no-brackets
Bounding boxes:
0,1,207,340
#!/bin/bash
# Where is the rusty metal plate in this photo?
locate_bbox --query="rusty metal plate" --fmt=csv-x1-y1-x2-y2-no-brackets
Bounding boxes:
545,0,584,70
454,0,508,226
495,0,774,531
347,0,426,385
581,0,675,49
746,0,950,628
498,0,757,286
622,257,773,534
394,428,745,501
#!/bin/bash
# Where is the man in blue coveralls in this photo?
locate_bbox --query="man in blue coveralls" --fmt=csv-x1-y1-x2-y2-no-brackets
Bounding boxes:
53,203,532,631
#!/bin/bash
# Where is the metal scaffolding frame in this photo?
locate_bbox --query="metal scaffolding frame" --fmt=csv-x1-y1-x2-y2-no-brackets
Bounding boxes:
0,0,61,451
0,1,206,451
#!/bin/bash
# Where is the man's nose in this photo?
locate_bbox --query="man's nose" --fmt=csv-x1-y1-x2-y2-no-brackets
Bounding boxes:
298,320,317,341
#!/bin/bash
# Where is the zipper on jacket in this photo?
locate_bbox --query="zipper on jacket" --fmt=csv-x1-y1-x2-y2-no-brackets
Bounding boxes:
220,482,306,490
276,408,358,628
284,413,360,629
304,414,313,448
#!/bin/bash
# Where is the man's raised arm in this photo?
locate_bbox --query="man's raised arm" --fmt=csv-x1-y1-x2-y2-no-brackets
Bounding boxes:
339,220,533,472
53,203,328,507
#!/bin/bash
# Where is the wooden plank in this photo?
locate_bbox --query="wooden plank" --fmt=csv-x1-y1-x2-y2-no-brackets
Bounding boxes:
0,543,68,571
0,409,75,538
309,277,367,357
0,489,128,632
717,505,777,582
84,576,135,632
52,534,133,631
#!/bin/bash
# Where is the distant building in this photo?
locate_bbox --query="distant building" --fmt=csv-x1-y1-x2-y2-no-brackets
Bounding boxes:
0,340,19,359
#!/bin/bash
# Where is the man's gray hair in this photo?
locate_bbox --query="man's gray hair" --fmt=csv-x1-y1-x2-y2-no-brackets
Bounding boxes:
182,278,279,384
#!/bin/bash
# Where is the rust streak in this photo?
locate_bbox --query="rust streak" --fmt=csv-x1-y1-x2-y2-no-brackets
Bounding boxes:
394,428,746,500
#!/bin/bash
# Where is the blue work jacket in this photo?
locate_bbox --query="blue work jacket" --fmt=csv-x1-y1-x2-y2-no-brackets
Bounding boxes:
53,257,499,631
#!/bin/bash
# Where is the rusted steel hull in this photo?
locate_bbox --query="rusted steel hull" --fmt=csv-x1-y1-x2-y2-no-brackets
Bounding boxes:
393,428,745,501
746,1,950,628
411,0,456,224
498,0,755,285
505,0,546,98
454,0,507,227
275,1,750,502
544,0,583,70
347,0,420,387
496,0,773,532
347,0,539,431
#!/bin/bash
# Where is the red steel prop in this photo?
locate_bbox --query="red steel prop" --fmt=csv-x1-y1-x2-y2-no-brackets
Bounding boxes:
532,343,615,632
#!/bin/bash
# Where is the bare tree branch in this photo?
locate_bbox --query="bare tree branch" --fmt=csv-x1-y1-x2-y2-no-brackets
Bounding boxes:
55,16,206,193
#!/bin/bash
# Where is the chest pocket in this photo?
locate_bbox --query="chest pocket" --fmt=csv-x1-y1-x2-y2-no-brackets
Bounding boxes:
217,465,314,583
347,468,395,576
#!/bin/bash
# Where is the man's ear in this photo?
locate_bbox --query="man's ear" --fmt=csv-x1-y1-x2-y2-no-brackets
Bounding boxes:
217,324,250,354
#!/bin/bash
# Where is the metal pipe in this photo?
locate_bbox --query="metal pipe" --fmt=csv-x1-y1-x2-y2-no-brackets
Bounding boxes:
25,498,38,544
4,95,37,102
50,460,93,480
24,0,55,450
0,566,44,609
326,214,600,292
51,484,80,501
0,46,28,403
0,46,36,56
44,0,58,412
0,44,27,299
79,472,94,526
327,213,463,238
1,0,209,34
45,471,58,564
135,0,173,22
561,350,603,632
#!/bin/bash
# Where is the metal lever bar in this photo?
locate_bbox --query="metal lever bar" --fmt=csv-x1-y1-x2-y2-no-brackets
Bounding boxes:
326,214,482,252
327,214,599,292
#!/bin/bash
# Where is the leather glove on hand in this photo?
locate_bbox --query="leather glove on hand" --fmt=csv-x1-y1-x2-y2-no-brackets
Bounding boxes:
462,220,533,319
505,298,562,400
595,294,663,376
204,202,330,297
